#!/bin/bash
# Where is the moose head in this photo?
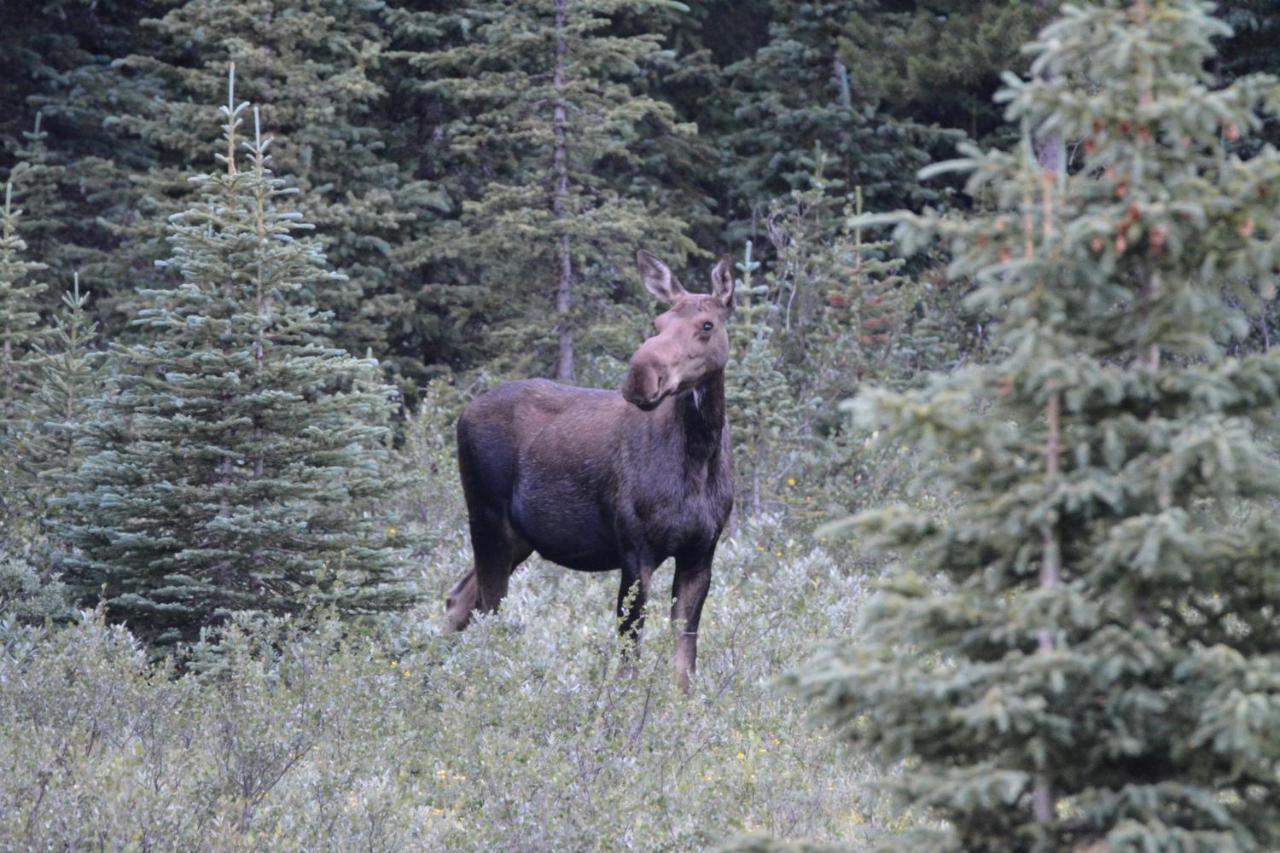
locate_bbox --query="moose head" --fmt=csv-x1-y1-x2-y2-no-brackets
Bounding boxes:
621,251,735,411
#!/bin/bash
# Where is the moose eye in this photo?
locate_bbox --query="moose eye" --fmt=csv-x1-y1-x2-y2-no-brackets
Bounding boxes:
702,321,714,332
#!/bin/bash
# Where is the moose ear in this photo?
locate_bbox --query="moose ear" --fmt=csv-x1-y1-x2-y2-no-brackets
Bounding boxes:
637,250,686,304
710,256,735,310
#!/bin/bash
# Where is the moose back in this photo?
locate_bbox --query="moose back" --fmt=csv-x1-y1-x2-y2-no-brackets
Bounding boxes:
444,250,735,691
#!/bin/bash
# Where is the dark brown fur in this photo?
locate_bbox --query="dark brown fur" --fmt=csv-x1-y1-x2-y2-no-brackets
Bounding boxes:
445,251,735,691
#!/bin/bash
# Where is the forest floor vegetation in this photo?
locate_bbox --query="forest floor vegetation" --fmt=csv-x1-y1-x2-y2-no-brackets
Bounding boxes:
1,450,914,850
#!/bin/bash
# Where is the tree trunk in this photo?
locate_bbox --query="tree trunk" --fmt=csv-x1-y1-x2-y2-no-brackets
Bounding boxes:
1030,164,1063,830
833,58,852,109
552,0,574,383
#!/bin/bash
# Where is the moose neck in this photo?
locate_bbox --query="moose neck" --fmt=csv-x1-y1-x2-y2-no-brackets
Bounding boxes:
671,370,726,468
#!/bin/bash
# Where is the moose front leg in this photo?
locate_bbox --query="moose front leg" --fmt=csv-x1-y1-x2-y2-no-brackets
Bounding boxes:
616,560,654,675
617,562,654,640
671,549,714,693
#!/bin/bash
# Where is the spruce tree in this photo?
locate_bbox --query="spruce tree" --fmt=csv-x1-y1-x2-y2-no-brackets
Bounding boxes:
21,275,101,515
417,0,699,382
0,180,47,427
62,0,437,389
817,185,913,399
0,178,49,546
7,114,71,296
797,2,1280,849
726,240,801,517
60,70,411,646
718,0,953,244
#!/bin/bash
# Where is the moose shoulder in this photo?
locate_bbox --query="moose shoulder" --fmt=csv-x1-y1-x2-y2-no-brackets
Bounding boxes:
445,250,735,691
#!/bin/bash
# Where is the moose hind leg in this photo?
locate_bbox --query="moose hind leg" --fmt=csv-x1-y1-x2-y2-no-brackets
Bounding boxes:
443,569,479,633
469,507,533,615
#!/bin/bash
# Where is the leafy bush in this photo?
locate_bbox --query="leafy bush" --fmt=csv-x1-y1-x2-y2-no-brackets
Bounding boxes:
0,544,69,629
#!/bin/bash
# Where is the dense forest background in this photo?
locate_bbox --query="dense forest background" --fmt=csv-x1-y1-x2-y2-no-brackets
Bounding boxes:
4,0,1280,849
1,1,1276,389
0,0,1259,387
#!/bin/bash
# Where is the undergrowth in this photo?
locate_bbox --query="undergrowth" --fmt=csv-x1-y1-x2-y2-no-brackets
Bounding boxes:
0,391,933,850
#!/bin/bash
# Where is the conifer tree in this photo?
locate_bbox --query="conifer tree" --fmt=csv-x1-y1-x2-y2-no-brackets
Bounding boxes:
718,0,953,244
817,185,913,400
0,181,47,427
64,0,438,389
797,2,1280,849
726,240,801,516
418,0,699,382
60,70,411,646
0,179,49,545
21,276,101,515
7,114,71,293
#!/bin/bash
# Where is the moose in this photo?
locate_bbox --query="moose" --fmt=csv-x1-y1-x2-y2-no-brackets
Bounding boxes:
444,250,735,691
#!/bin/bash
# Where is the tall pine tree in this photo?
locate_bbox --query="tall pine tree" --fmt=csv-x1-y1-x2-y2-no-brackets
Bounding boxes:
6,114,73,298
0,178,49,547
60,69,411,646
416,0,699,382
21,275,101,517
718,0,955,245
57,0,439,390
0,180,47,428
797,2,1280,849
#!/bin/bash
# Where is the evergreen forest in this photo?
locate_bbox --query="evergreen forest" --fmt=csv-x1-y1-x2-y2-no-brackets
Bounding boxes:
3,0,1280,849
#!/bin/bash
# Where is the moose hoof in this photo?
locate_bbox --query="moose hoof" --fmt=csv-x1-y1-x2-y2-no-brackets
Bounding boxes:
442,602,471,634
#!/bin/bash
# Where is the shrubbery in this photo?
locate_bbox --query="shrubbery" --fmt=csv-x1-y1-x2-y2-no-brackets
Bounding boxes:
1,506,903,849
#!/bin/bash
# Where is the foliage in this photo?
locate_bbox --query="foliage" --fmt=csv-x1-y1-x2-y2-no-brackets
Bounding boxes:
725,165,971,526
0,542,71,629
0,177,50,540
717,0,959,245
1,2,1280,848
58,76,413,647
726,239,804,517
840,1,1056,147
33,0,440,391
4,0,1278,388
410,0,700,381
0,180,47,426
796,1,1280,849
0,512,900,850
18,276,102,519
5,113,74,295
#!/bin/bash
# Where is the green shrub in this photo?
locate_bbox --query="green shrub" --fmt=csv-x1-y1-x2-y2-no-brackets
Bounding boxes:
0,508,916,850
